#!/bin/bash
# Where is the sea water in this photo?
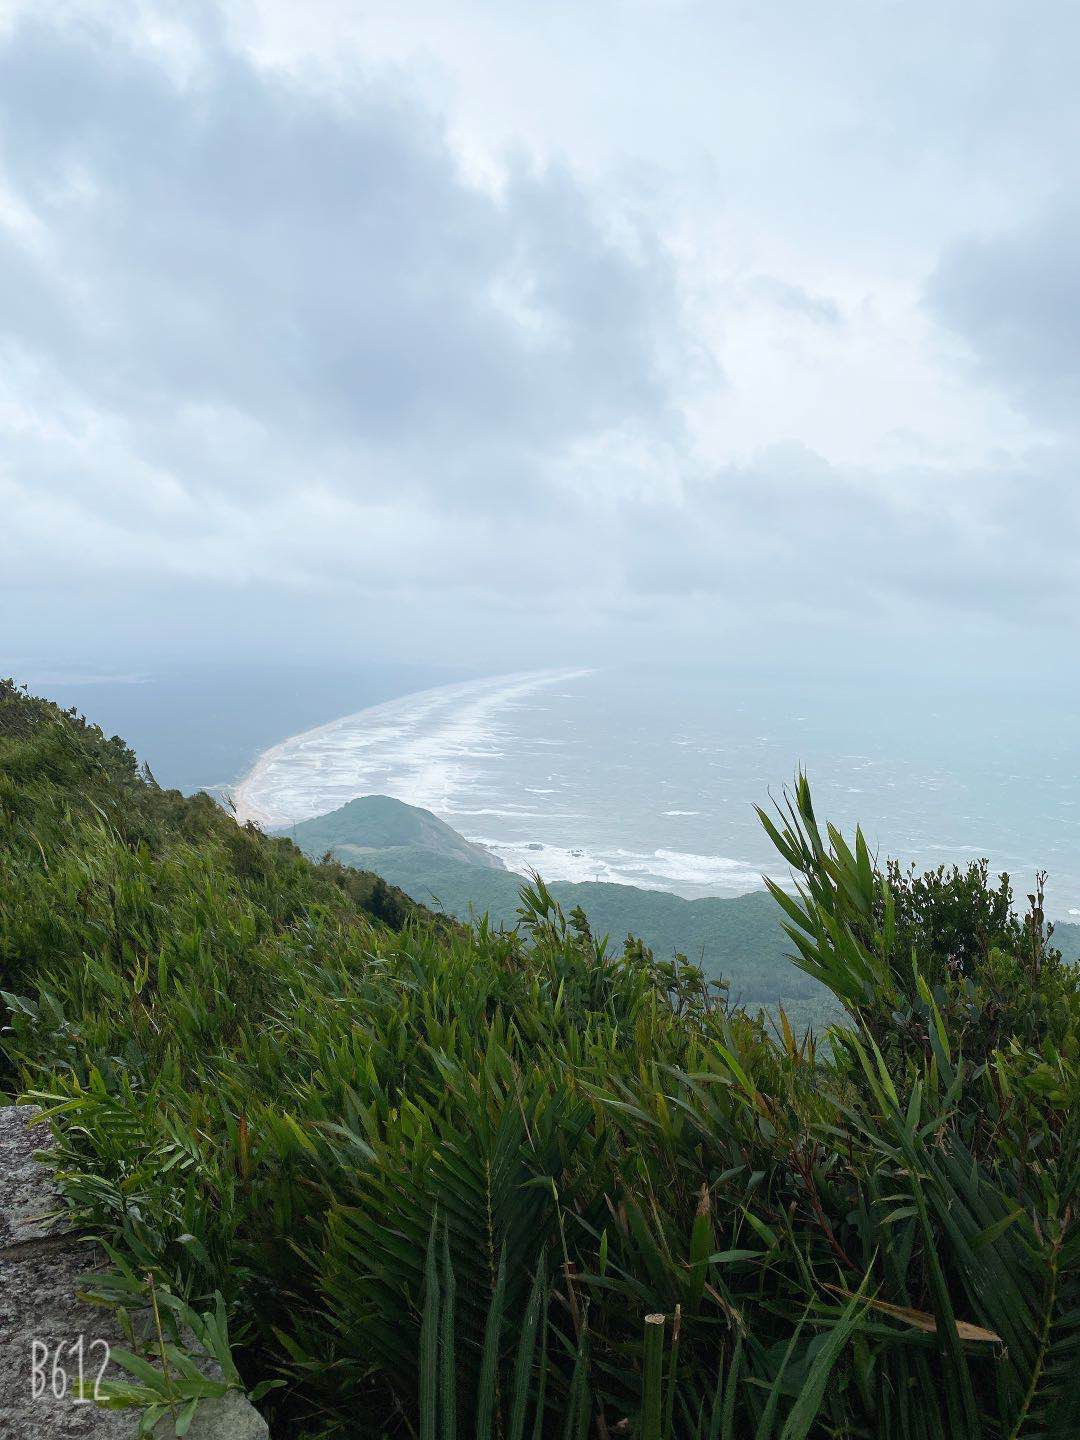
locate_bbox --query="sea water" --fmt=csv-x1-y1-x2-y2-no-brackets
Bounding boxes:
232,665,1080,921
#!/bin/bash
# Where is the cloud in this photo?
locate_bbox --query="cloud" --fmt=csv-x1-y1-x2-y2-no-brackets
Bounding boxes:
0,4,1077,674
927,200,1080,432
741,277,841,328
0,11,691,524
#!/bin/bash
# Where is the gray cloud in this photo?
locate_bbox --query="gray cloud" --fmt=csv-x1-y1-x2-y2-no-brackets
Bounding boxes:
742,278,841,328
1,5,1078,675
0,13,688,519
927,201,1080,431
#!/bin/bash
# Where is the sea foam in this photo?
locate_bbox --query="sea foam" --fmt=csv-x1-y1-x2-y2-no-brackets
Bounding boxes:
231,669,592,828
231,668,786,901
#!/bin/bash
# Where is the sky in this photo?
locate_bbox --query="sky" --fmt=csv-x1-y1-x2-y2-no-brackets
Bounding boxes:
1,0,1078,678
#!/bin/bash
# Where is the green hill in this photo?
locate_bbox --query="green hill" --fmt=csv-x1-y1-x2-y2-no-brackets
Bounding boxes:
284,792,506,869
288,796,1080,1032
287,797,839,1028
1054,917,1080,959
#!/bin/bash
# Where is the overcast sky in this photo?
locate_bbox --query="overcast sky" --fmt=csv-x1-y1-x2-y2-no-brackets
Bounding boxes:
2,0,1078,676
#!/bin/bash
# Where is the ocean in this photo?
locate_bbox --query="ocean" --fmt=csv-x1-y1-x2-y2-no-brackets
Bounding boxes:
19,660,465,797
231,665,1080,922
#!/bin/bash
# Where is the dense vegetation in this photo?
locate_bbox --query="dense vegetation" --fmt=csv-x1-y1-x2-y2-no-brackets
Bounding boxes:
1,681,1078,1439
286,799,842,1030
285,800,1080,1040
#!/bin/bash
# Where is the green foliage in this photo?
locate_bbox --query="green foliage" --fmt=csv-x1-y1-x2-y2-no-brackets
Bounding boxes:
758,771,1080,1067
76,1264,282,1437
1,687,1077,1439
285,796,842,1032
0,677,434,1062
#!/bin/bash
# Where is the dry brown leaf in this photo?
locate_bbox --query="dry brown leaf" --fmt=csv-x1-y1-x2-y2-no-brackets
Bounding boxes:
824,1284,1002,1344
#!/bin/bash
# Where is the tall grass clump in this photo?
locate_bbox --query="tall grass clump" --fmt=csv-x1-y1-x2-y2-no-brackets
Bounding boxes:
1,680,1077,1439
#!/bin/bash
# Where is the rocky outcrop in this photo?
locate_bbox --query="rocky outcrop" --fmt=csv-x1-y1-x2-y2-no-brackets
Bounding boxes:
0,1105,268,1439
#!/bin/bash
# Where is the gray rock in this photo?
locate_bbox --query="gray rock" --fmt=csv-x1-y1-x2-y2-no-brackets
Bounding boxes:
0,1105,269,1439
177,1389,269,1440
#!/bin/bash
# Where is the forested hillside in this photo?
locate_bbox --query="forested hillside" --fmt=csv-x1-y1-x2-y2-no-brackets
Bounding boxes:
285,798,839,1029
287,797,1080,1035
1,681,1077,1440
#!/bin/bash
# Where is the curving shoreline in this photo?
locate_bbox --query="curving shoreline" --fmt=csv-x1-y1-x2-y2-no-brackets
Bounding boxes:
229,668,592,829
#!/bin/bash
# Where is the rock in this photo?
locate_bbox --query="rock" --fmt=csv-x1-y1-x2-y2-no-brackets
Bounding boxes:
0,1105,269,1439
178,1389,268,1440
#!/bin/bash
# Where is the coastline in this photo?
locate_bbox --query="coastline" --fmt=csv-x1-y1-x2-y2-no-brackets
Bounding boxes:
230,667,593,829
227,665,1080,921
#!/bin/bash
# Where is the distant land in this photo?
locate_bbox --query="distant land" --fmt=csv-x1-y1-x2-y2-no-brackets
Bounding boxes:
282,795,1080,1035
289,794,507,871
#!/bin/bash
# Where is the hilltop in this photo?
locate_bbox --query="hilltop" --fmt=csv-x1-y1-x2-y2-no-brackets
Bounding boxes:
284,793,506,870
